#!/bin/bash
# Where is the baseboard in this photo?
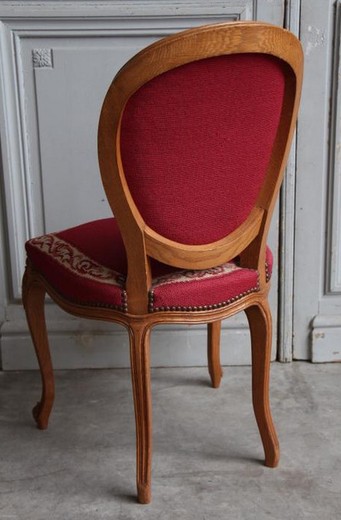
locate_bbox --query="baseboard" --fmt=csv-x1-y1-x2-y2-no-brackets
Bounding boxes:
311,315,341,362
0,319,263,369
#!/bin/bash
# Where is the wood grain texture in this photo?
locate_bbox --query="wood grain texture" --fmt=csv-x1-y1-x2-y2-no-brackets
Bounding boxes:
207,321,223,388
24,21,303,503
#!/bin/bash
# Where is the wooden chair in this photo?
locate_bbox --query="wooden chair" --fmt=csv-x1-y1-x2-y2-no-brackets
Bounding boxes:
22,22,303,504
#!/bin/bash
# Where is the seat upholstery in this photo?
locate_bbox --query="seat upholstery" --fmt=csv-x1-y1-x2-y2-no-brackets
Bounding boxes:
149,249,273,312
25,218,273,313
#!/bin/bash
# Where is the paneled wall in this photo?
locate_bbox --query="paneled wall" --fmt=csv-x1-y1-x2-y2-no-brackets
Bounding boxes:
295,0,341,362
5,0,337,369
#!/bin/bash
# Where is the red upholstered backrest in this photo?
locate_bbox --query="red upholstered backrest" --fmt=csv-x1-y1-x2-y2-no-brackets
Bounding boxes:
120,54,286,245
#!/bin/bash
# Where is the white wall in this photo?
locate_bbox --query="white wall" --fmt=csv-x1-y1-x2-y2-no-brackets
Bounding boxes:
294,0,341,362
0,0,308,370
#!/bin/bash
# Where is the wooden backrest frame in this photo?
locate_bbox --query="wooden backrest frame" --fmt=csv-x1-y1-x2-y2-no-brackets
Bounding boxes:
98,22,303,313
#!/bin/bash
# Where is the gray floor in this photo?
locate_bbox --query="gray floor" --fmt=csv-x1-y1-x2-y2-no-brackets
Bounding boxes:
0,363,340,520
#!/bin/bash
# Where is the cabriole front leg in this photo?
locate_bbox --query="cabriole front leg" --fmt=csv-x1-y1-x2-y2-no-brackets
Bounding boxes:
22,261,55,430
245,301,279,468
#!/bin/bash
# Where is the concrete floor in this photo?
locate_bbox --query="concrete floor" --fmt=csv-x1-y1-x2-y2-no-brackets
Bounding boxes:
0,362,340,520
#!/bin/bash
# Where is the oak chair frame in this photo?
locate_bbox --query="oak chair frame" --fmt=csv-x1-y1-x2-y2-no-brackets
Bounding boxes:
22,22,303,504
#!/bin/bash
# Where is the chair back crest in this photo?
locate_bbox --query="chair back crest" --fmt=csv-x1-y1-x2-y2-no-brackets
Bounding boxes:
98,22,303,312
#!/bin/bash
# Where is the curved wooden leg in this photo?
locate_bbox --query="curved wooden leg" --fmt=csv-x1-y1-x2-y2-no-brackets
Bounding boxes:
129,323,152,504
22,262,54,430
207,321,223,388
245,301,279,468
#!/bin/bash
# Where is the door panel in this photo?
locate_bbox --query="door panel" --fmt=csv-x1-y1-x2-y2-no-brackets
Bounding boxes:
294,0,341,361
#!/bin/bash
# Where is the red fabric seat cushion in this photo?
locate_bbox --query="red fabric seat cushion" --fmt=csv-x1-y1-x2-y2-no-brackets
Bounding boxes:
149,263,259,312
26,219,128,311
25,219,273,313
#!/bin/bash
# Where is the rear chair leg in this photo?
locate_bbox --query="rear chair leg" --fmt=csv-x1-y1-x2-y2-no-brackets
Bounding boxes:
245,301,279,467
22,262,55,430
129,323,152,504
207,321,223,388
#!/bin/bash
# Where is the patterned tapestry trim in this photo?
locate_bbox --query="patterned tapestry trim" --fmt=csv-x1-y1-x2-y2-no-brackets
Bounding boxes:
151,262,241,288
28,234,126,288
149,262,260,312
28,234,268,314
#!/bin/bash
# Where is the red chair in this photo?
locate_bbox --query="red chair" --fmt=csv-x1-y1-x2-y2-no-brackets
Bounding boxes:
23,22,303,504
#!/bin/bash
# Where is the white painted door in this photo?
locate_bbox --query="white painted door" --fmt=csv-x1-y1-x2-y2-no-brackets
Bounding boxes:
294,0,341,361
